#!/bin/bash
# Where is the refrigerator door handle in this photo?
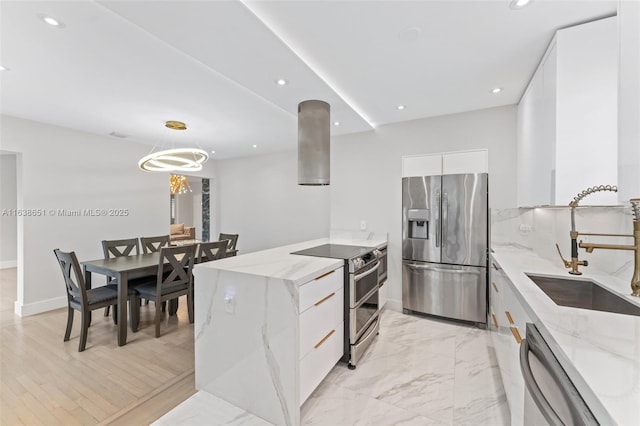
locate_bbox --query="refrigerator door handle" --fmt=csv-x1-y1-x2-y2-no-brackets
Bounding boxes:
435,191,441,248
405,263,482,274
442,192,448,248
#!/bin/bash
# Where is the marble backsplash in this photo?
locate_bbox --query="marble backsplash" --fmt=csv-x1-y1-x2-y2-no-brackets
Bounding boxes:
491,205,635,281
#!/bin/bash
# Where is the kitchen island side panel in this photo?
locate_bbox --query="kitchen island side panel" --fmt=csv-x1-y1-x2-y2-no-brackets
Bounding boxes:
194,266,299,426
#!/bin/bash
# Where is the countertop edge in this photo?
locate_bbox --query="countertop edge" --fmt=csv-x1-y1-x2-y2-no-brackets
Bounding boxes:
491,247,621,425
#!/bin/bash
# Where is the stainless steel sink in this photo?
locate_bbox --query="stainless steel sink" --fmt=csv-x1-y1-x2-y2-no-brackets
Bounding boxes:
525,274,640,317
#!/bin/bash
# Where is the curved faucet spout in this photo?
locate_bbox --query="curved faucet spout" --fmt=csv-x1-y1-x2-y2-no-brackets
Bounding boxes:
561,185,618,275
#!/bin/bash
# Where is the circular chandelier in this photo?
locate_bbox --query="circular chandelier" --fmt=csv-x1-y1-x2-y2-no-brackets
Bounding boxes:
139,148,209,172
138,121,209,172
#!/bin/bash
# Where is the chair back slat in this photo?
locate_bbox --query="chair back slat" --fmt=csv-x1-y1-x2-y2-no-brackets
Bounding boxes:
102,238,139,259
157,245,196,292
53,249,87,304
141,235,170,254
218,233,238,251
197,241,228,263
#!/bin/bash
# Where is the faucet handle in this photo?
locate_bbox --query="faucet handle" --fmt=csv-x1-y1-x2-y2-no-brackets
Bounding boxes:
555,244,572,268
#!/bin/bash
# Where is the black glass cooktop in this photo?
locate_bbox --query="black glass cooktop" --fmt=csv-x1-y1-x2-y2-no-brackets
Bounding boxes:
291,244,373,260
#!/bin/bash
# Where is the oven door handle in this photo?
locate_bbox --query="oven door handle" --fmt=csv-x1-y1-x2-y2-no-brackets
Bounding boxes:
353,285,379,309
354,261,380,282
405,263,481,275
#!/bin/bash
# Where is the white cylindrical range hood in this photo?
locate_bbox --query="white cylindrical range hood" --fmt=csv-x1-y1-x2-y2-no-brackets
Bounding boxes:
298,100,330,185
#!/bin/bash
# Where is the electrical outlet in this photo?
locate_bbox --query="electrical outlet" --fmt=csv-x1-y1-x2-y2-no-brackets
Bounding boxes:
519,224,532,233
224,293,235,314
360,220,367,230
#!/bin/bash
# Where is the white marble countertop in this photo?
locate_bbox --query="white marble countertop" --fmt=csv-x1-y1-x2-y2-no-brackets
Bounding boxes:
194,236,387,287
492,244,640,425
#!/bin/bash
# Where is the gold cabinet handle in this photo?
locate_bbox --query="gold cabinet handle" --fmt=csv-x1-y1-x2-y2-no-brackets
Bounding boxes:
492,282,499,293
510,327,522,344
491,314,499,328
314,270,335,281
314,292,335,306
492,262,500,271
505,310,515,325
314,329,335,349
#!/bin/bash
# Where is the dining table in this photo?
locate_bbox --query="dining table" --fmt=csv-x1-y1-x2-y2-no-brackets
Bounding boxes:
81,241,229,346
82,252,167,346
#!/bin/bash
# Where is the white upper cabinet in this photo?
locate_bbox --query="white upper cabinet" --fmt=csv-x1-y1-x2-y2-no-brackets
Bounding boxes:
517,17,618,206
402,149,488,177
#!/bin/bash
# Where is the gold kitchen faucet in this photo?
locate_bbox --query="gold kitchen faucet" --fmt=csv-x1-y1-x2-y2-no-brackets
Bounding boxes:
557,188,640,297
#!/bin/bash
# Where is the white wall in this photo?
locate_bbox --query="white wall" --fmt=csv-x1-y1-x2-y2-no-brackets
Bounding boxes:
1,154,18,268
214,150,330,254
0,115,214,315
331,105,518,310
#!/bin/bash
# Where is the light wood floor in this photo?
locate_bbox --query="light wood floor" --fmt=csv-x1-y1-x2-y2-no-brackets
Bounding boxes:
0,268,196,425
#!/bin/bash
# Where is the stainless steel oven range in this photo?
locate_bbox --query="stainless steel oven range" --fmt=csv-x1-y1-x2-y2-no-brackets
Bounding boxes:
291,244,380,369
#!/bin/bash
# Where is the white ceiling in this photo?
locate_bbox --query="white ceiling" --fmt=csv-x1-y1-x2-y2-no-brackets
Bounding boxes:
0,0,616,159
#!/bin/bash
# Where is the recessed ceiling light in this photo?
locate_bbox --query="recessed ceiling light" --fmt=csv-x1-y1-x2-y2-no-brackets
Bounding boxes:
491,87,503,94
276,79,287,86
252,144,257,148
38,14,65,28
510,0,532,9
333,121,341,126
396,105,406,110
211,150,216,154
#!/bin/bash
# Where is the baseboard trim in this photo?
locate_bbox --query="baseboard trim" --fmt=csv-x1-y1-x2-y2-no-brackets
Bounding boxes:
385,298,402,313
0,260,17,269
15,296,67,317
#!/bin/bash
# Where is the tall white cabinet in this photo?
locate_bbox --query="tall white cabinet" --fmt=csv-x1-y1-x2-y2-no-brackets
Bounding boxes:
517,16,618,206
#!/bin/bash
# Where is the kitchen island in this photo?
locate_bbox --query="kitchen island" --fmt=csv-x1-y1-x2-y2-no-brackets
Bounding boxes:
192,236,386,426
492,244,640,425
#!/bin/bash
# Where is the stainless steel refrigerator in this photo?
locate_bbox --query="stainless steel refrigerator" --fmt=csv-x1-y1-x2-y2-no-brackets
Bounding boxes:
402,173,488,324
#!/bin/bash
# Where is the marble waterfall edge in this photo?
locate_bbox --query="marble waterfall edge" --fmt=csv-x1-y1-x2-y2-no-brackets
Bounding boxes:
194,266,299,426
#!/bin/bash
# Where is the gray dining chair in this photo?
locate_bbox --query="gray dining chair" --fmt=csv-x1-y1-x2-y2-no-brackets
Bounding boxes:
54,249,140,352
102,238,140,259
196,240,228,263
218,233,239,256
100,238,140,316
101,238,151,314
134,245,196,337
140,235,170,254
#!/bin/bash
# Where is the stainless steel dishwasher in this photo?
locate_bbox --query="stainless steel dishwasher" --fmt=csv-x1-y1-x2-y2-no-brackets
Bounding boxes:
519,324,599,426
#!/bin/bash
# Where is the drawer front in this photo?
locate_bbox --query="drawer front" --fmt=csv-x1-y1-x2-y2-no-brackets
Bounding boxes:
299,266,343,314
299,322,344,405
299,288,343,359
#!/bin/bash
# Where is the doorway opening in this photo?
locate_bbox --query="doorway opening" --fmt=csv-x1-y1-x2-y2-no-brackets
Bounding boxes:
0,152,18,319
169,175,210,243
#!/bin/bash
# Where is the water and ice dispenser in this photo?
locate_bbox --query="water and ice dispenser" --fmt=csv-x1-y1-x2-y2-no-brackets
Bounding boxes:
407,209,429,239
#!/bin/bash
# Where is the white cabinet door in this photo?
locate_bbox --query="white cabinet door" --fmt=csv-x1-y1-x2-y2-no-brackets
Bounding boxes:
299,323,344,404
490,256,530,426
517,45,556,207
517,17,618,207
555,16,618,206
442,150,488,175
402,150,488,177
299,288,343,359
402,154,442,177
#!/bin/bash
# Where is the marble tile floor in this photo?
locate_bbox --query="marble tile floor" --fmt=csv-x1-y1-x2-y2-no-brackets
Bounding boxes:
155,309,510,426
